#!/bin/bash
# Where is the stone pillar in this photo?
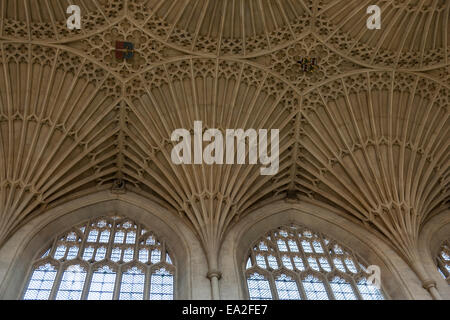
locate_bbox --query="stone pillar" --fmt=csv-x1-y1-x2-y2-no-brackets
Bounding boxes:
207,270,222,300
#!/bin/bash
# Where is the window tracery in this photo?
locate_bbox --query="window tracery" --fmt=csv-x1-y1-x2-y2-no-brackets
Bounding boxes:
244,224,385,300
436,240,450,284
22,216,175,300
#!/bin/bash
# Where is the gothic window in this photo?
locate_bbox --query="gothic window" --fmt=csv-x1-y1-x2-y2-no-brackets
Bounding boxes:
22,216,175,300
244,224,385,300
436,240,450,284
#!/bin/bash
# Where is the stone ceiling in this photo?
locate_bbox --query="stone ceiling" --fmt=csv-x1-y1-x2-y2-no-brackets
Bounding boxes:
0,0,448,276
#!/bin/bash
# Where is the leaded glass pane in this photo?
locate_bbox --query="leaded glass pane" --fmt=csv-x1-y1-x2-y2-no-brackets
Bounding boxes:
288,240,299,252
256,255,266,269
267,255,278,269
246,257,252,269
139,248,149,263
55,265,86,300
119,267,145,300
259,242,268,251
345,258,357,273
277,239,288,252
150,268,174,300
357,278,384,300
293,256,305,271
87,266,116,300
54,245,66,260
23,264,57,300
111,247,121,262
95,247,107,261
275,274,301,300
282,255,293,270
302,275,329,300
99,230,110,243
308,257,320,271
123,248,134,262
313,241,324,253
301,240,313,253
319,257,331,272
87,230,98,242
114,231,125,244
334,257,346,272
66,246,79,260
150,249,161,264
82,246,94,261
126,231,136,244
330,277,356,300
247,273,272,300
166,252,172,264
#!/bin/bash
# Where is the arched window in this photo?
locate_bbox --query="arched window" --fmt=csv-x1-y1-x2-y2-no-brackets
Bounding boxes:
244,224,385,300
22,216,175,300
436,240,450,284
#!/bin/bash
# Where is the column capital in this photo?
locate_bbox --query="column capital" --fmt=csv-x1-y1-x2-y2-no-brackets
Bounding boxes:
422,279,437,290
207,270,222,280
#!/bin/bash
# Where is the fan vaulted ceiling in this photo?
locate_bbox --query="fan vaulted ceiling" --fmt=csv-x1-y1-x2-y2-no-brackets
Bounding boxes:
0,1,448,269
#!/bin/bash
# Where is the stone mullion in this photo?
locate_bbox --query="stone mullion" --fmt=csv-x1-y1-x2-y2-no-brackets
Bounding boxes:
134,225,141,262
322,273,335,300
81,264,94,300
144,264,151,300
295,270,307,300
161,239,166,263
48,264,64,300
113,265,122,300
267,272,278,300
105,222,117,261
319,236,333,271
349,277,363,300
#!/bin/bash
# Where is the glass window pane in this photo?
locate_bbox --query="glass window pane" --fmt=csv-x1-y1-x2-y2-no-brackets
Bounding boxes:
123,248,134,263
111,247,122,262
23,264,57,300
87,230,98,242
150,249,161,264
114,231,125,244
99,230,110,243
293,256,305,271
256,255,266,269
150,268,174,300
302,275,329,300
277,239,288,252
330,277,357,300
282,256,293,270
82,246,94,261
119,267,145,300
139,249,149,263
54,245,66,260
126,231,136,244
95,247,106,261
275,274,300,300
55,265,86,300
87,266,116,300
357,278,384,300
66,246,79,260
288,240,299,252
267,255,278,269
247,273,272,300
